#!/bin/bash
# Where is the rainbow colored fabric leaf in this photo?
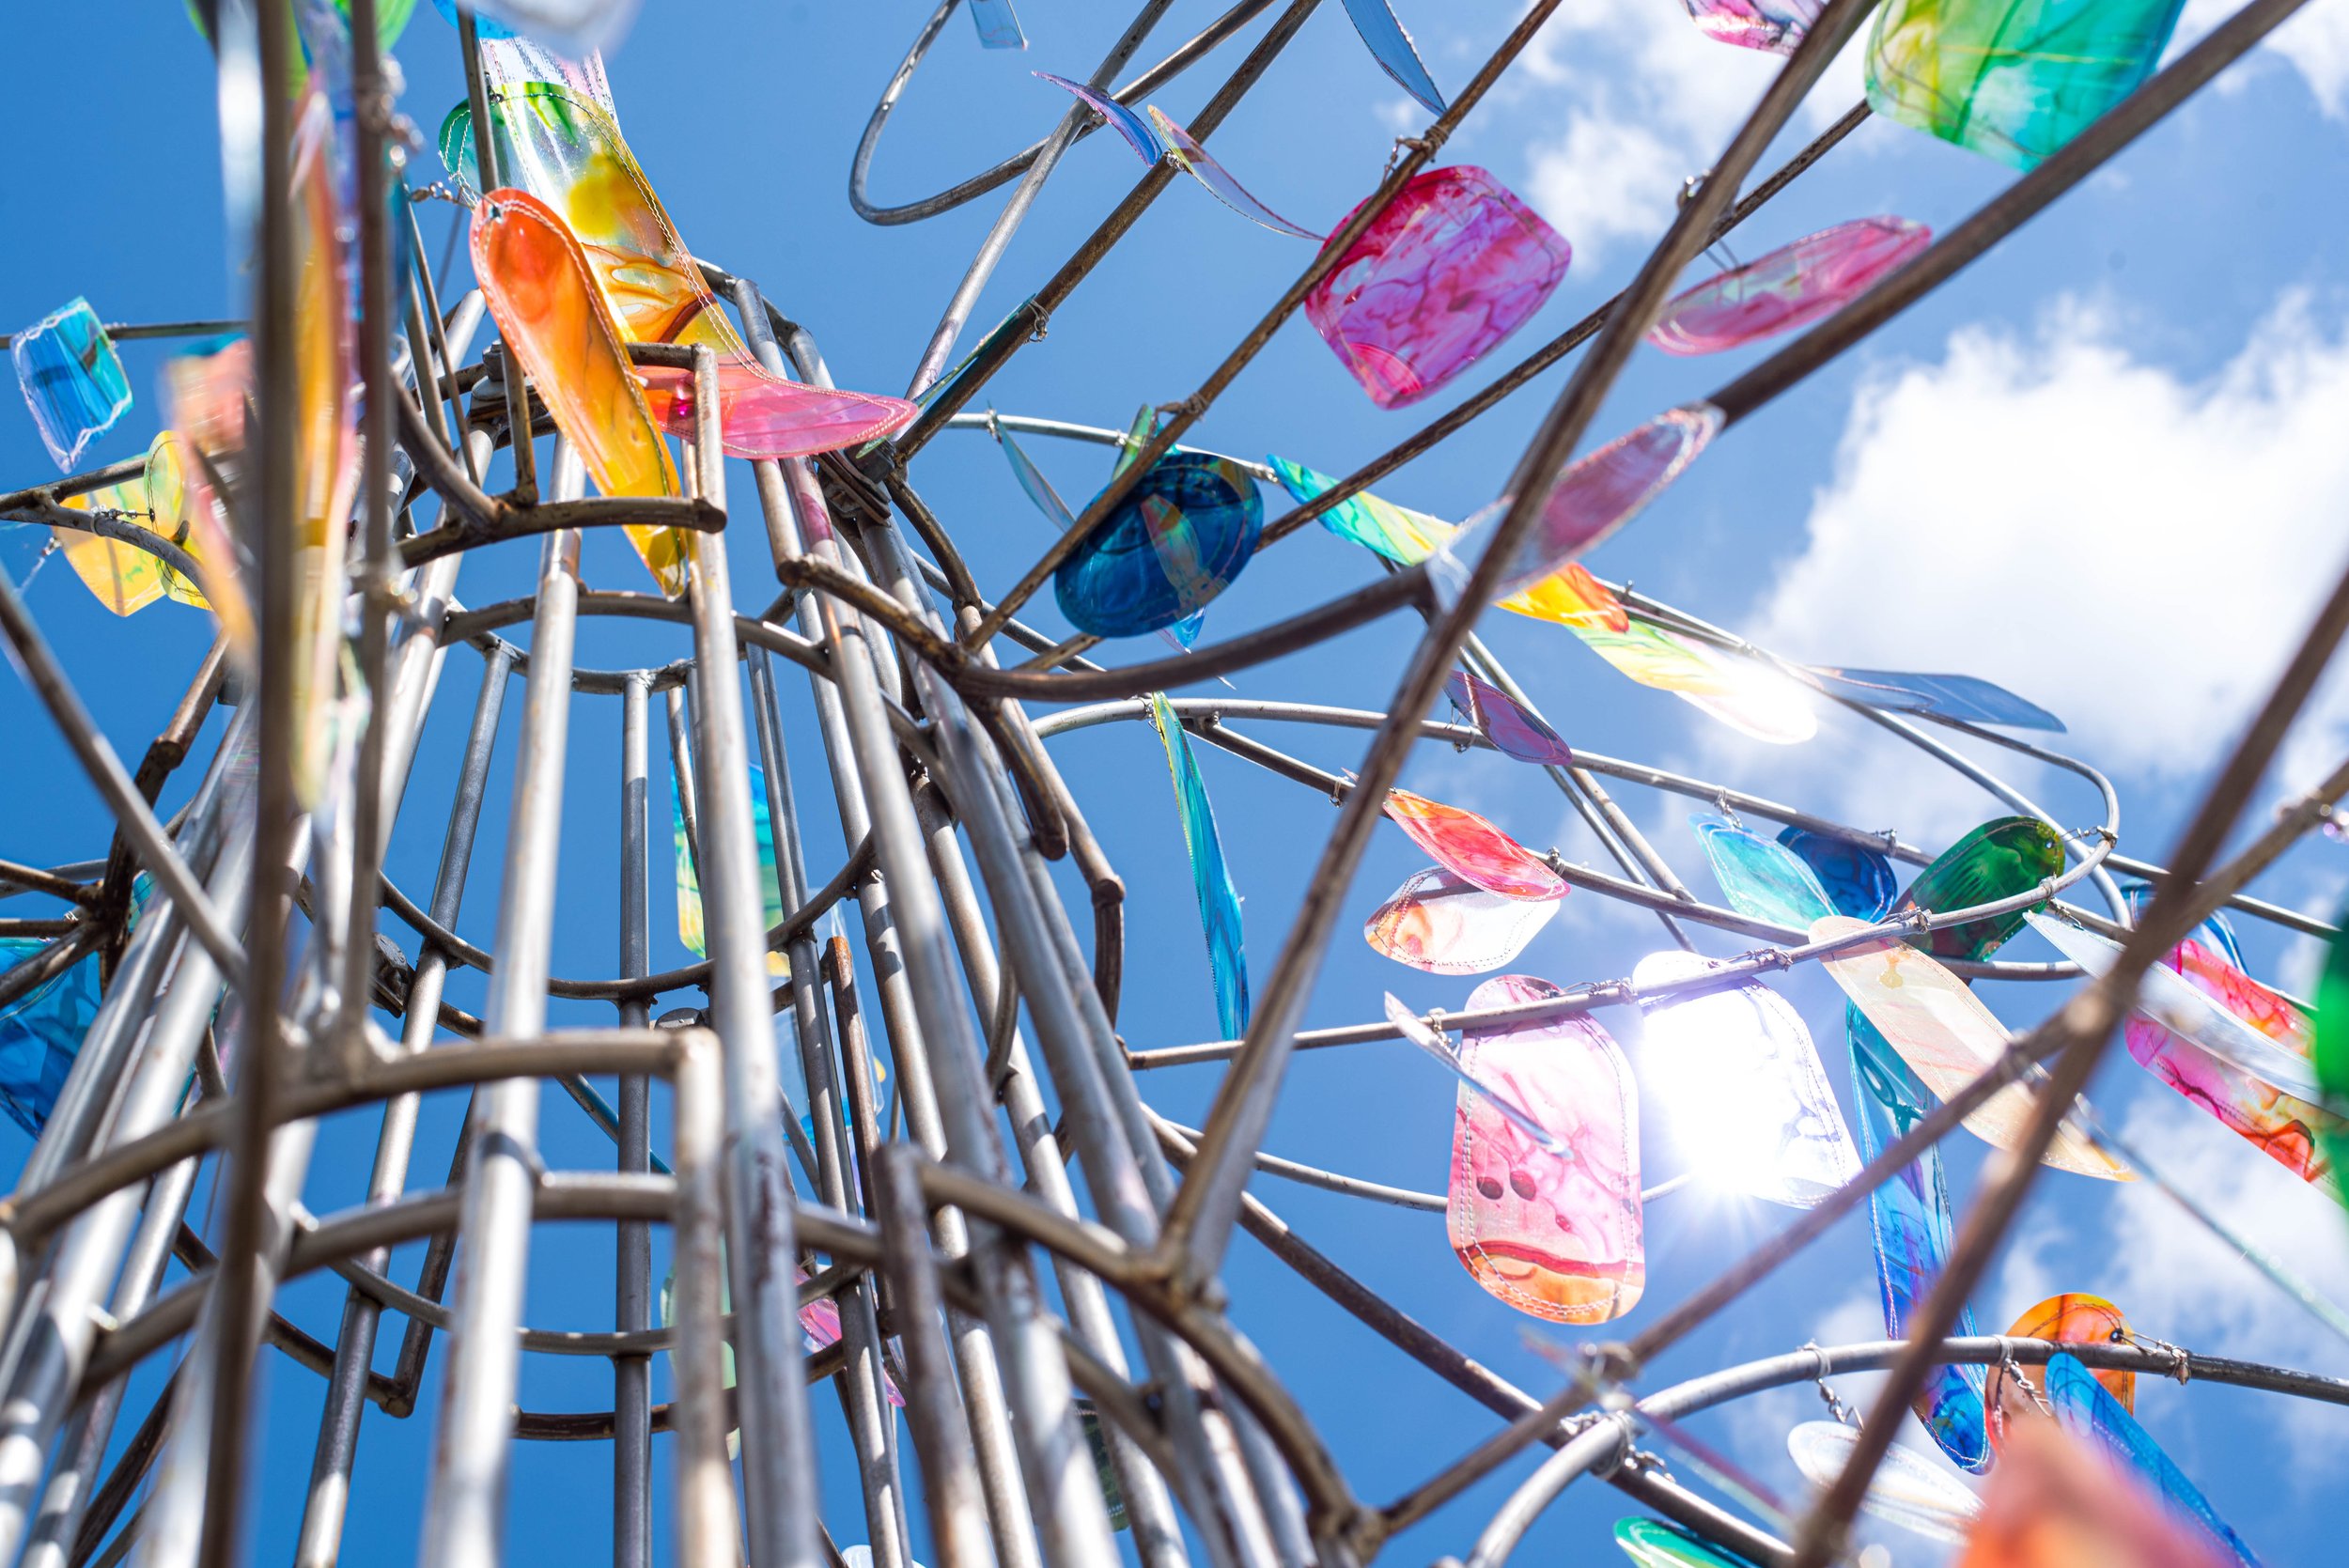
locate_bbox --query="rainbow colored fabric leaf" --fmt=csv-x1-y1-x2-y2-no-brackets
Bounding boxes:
1849,1006,1990,1473
1677,0,1821,53
1445,670,1573,768
1267,456,1627,633
56,472,167,617
1989,1294,2135,1446
1384,994,1564,1155
1961,1419,2232,1568
473,187,690,596
1650,219,1930,356
1634,951,1859,1207
1035,72,1163,163
1363,866,1560,973
1054,452,1261,637
1145,108,1323,240
970,0,1026,49
1304,167,1565,408
1148,693,1249,1039
1814,915,2132,1180
1572,618,1817,744
1340,0,1445,111
159,344,261,661
11,299,131,472
1777,826,1897,919
1690,814,1835,930
1381,788,1564,901
1786,1421,1983,1542
1436,407,1723,599
2041,1354,2260,1566
443,85,915,457
1614,1517,1753,1568
1448,975,1641,1323
0,939,99,1136
2122,877,2243,970
1865,0,2189,170
671,764,789,977
1895,815,2064,961
1804,664,2062,731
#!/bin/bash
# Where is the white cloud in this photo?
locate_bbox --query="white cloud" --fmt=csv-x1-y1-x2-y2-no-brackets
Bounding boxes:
2178,0,2349,117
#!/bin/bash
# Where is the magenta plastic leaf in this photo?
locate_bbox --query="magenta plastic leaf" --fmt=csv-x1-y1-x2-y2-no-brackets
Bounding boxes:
971,0,1025,49
1385,994,1567,1154
1446,670,1575,768
1649,218,1930,356
1034,72,1162,163
1678,0,1823,53
1382,788,1566,900
1340,0,1447,113
1146,108,1324,240
1365,867,1560,973
1305,166,1569,409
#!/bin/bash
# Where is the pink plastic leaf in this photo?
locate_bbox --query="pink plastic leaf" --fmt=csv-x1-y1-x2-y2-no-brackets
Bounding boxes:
1146,108,1324,240
1385,993,1569,1155
1381,788,1566,901
1364,867,1560,973
1649,218,1931,356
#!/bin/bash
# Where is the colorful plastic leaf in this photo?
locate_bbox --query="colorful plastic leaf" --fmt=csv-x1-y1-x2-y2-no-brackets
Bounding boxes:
1381,788,1564,900
455,0,638,55
1813,915,2133,1180
2315,907,2349,1185
1677,0,1821,53
1689,813,1835,929
1850,1006,1992,1473
12,299,131,472
443,85,916,457
1895,815,2065,961
1384,994,1565,1155
1613,1517,1753,1568
1267,456,1627,632
1989,1294,2135,1446
1054,452,1262,638
1777,826,1897,919
970,0,1026,49
1959,1418,2232,1568
1448,975,1642,1323
1340,0,1445,111
2040,1354,2261,1566
0,939,99,1136
159,343,261,661
1363,866,1560,973
997,422,1207,655
433,0,517,38
56,474,168,617
477,27,614,110
1804,664,2063,731
1633,951,1860,1207
1650,219,1931,356
2121,878,2243,970
671,765,789,977
1304,167,1564,408
796,1266,905,1407
1785,1421,1983,1542
1075,1400,1128,1530
1034,72,1162,163
1445,670,1574,768
1148,693,1250,1039
1866,0,2190,170
135,434,220,612
1145,108,1323,240
1573,618,1818,744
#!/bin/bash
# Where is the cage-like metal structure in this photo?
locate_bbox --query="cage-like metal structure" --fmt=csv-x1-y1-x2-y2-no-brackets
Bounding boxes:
3,2,2347,1567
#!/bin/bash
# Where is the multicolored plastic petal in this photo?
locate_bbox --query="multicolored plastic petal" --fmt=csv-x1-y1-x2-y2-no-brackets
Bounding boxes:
1381,789,1565,901
1054,452,1262,637
1445,670,1574,768
1865,0,2190,170
1363,866,1560,973
1649,218,1931,356
1148,693,1250,1039
1785,1421,1983,1542
795,1265,905,1407
1304,167,1565,408
1267,456,1627,631
1573,619,1818,744
443,85,916,457
2122,878,2243,970
1634,951,1860,1207
11,298,132,472
473,187,692,594
671,766,789,977
1895,815,2065,961
1339,0,1445,111
56,474,168,617
1850,1006,1991,1473
1034,72,1162,162
1813,915,2133,1180
1777,826,1897,919
0,938,98,1137
1804,664,2063,731
970,0,1026,48
2041,1354,2261,1566
998,422,1209,656
1614,1517,1752,1568
1677,0,1821,53
455,0,638,56
1448,975,1642,1323
1145,108,1323,240
1989,1294,2135,1443
1961,1418,2232,1568
1689,813,1836,929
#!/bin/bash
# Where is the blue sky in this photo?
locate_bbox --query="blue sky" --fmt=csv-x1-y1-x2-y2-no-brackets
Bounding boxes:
8,0,2349,1563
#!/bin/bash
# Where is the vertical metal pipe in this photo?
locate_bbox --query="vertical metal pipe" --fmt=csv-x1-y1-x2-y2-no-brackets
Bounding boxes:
614,675,655,1568
875,1146,994,1568
671,1034,739,1567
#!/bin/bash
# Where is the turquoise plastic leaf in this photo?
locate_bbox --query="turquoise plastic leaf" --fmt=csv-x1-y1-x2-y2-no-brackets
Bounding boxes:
1149,693,1249,1038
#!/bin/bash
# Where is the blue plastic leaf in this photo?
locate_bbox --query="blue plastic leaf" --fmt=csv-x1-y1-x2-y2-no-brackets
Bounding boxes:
2044,1353,2261,1565
11,299,132,472
1340,0,1446,112
0,939,99,1136
1804,666,2063,731
1689,815,1834,929
1775,825,1897,920
1149,693,1249,1038
1849,1007,1991,1474
1446,670,1574,768
995,418,1207,656
1035,72,1161,162
971,0,1026,49
1055,452,1262,638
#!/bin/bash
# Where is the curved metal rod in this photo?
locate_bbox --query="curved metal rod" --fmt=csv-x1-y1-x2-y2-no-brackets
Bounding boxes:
941,411,1281,483
14,496,211,591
